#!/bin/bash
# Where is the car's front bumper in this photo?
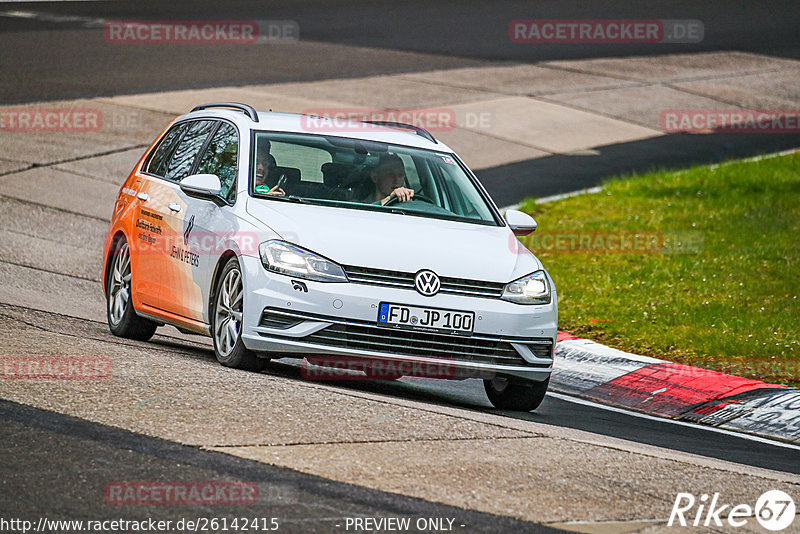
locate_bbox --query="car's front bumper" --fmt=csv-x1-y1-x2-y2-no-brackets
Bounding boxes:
239,255,557,381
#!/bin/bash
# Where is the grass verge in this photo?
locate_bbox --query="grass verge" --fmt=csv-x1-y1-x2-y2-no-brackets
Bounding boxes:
518,151,800,387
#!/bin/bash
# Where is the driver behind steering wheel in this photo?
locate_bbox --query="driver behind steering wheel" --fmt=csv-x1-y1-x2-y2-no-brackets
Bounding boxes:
366,153,415,205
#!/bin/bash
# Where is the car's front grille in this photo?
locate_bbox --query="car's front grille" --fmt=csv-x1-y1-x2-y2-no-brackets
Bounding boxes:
343,265,506,298
258,308,551,367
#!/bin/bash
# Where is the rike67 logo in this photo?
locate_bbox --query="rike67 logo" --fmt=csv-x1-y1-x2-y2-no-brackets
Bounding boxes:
669,490,795,531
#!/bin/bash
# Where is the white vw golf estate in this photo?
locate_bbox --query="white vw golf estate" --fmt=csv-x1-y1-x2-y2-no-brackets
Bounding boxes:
103,103,557,411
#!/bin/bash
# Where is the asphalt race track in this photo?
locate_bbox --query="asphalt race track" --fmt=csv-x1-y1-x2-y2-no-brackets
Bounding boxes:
3,1,800,203
1,2,799,532
1,400,561,533
2,1,799,102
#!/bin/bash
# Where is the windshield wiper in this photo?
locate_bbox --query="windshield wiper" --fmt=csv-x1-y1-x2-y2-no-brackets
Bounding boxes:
258,194,306,203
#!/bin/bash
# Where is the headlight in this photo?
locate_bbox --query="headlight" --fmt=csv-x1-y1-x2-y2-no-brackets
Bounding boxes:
501,271,550,305
259,241,348,282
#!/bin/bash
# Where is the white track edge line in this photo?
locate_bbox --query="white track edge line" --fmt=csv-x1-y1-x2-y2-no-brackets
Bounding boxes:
547,392,800,452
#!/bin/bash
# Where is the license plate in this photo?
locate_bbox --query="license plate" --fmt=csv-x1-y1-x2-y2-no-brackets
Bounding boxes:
377,302,474,335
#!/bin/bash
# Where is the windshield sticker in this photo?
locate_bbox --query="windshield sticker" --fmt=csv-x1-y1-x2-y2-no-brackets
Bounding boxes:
439,155,455,165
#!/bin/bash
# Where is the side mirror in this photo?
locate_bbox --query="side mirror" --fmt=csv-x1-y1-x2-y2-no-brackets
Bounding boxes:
180,173,222,200
505,209,537,236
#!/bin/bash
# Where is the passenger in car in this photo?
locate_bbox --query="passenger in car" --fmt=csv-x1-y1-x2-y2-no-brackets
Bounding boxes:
363,153,415,205
254,138,285,196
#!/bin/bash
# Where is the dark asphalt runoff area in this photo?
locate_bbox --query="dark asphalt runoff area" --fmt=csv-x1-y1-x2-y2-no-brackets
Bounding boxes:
482,132,800,206
1,0,799,103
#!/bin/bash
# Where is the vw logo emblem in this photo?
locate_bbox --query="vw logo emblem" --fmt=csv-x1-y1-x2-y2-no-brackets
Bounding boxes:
414,269,440,296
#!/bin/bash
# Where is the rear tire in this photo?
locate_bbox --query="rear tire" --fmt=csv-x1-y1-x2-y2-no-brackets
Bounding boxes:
211,257,267,372
106,236,158,341
484,375,549,411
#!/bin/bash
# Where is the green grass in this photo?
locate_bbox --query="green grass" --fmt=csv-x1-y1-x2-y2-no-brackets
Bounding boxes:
518,152,800,387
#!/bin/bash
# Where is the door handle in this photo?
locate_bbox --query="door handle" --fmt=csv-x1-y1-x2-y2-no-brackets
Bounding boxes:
168,203,182,213
136,192,149,201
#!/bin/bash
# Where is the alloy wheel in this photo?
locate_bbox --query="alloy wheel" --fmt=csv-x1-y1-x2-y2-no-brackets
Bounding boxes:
108,242,131,325
215,267,244,357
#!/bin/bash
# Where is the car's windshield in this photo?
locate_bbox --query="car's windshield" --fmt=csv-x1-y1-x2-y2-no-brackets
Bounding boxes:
250,131,499,225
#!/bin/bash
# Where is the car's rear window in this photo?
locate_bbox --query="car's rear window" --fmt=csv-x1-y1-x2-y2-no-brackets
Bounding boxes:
146,122,186,177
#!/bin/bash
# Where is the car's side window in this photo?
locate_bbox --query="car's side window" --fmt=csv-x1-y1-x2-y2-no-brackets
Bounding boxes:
164,120,217,182
196,122,239,202
146,122,188,177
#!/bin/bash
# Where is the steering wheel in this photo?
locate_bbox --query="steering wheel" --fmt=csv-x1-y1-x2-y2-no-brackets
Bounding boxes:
384,191,436,206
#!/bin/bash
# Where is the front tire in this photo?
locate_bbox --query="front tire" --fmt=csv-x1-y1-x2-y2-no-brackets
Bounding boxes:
211,257,267,372
484,375,549,411
106,237,158,341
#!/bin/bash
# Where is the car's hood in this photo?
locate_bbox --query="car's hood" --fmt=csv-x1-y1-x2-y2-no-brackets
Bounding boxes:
246,198,541,283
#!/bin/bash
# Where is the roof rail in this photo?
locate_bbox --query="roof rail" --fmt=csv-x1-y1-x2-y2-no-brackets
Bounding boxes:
363,120,437,144
191,102,259,123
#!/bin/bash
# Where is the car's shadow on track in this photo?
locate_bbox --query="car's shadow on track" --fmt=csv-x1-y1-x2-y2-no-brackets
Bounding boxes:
147,331,539,418
150,337,214,355
136,335,800,473
261,357,549,420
